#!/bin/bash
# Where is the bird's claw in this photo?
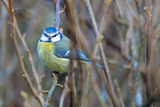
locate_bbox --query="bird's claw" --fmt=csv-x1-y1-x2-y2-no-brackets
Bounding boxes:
51,71,61,78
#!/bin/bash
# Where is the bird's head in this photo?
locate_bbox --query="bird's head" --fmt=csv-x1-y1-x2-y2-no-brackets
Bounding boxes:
40,27,62,43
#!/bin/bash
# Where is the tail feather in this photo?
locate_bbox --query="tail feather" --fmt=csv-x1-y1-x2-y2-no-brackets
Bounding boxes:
95,63,104,70
84,61,104,70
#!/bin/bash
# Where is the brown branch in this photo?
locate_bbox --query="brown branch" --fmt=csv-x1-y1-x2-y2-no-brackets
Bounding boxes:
6,1,44,104
7,0,44,106
115,0,124,18
93,0,112,59
3,0,43,98
39,73,45,85
59,6,66,14
114,80,125,107
41,90,49,94
59,77,70,107
84,0,120,106
21,91,31,107
92,79,107,107
99,0,112,34
125,0,139,21
2,0,9,12
106,58,131,70
65,0,90,55
57,84,64,88
144,0,152,101
81,65,92,107
14,21,43,97
68,41,78,107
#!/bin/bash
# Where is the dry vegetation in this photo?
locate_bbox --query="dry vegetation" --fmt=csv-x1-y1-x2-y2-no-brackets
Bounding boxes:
0,0,160,107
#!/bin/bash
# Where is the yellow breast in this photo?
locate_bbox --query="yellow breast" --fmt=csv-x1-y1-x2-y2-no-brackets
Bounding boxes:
37,41,69,73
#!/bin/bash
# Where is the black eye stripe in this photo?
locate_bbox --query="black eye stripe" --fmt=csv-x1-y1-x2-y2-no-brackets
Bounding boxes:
43,33,49,37
52,33,60,37
43,32,60,37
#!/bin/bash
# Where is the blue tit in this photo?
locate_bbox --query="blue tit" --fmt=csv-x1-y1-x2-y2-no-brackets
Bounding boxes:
37,27,103,74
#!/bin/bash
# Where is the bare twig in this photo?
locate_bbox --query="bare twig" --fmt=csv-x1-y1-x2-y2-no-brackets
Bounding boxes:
144,0,152,101
59,77,70,107
81,65,92,107
65,0,90,55
99,0,112,34
2,0,44,101
125,0,139,21
59,6,66,14
41,90,49,94
93,0,112,60
2,0,42,101
114,80,125,107
21,91,31,107
39,73,45,85
55,0,60,30
106,58,131,70
14,23,43,98
84,0,119,106
57,84,63,88
68,41,78,107
44,73,58,107
92,79,107,107
8,0,44,106
2,0,9,11
115,0,124,18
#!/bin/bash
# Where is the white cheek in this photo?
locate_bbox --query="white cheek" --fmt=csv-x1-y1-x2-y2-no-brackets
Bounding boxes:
51,34,61,42
40,34,49,41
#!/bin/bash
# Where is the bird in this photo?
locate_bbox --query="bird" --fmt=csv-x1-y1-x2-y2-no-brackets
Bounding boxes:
37,27,103,75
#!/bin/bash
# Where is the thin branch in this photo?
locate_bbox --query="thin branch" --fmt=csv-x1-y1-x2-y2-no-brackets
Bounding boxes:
84,0,119,106
68,41,78,107
44,73,58,107
106,58,131,70
21,91,31,107
39,73,45,85
2,0,9,12
3,0,44,101
81,65,92,107
93,0,112,58
65,0,91,56
14,23,43,98
55,0,60,30
59,77,70,107
59,6,66,14
8,0,44,106
125,0,139,21
144,0,152,101
92,79,107,107
114,80,125,107
115,0,124,18
99,0,112,34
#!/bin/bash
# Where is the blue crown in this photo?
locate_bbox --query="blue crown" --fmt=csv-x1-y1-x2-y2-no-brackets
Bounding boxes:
44,27,58,34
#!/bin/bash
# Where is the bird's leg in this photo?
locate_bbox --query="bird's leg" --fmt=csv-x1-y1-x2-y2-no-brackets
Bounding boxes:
51,71,61,78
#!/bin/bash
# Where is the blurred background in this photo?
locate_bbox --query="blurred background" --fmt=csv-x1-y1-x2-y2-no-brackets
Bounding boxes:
1,0,160,107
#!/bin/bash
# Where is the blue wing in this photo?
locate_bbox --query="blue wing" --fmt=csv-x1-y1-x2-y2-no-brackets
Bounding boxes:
54,48,90,62
54,48,104,70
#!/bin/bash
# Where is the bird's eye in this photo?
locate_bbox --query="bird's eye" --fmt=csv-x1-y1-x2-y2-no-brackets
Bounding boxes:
52,34,57,37
52,32,60,37
50,34,62,42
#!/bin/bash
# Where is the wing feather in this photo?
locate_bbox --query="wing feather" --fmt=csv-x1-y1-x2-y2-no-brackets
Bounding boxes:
54,48,90,62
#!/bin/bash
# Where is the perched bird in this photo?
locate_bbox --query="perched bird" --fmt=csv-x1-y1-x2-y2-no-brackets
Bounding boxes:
37,27,103,74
